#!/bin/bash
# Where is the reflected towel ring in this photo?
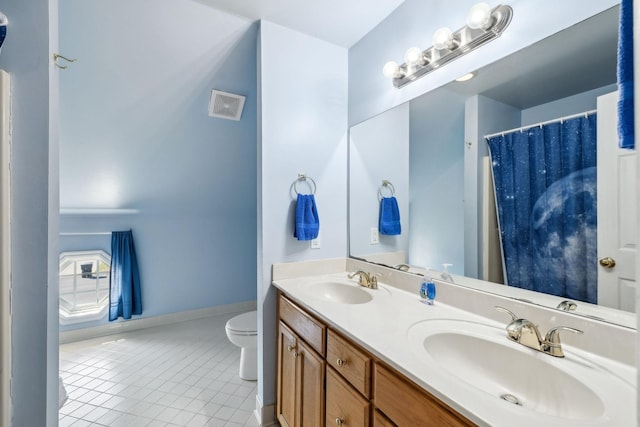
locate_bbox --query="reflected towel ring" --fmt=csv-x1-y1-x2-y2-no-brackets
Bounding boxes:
293,173,317,195
378,179,395,201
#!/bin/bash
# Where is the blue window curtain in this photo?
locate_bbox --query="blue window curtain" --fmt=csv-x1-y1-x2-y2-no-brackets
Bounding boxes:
487,114,597,304
109,230,142,321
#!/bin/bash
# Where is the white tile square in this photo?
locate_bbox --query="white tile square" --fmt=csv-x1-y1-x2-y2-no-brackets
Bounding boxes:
68,403,99,419
94,409,124,425
82,405,110,423
213,406,235,421
170,410,196,425
156,407,181,423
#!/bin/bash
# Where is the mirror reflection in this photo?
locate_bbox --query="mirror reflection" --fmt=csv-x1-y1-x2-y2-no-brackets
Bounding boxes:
349,6,636,328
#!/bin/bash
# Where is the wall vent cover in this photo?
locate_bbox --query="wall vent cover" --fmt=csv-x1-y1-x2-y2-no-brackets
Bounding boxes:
208,90,246,121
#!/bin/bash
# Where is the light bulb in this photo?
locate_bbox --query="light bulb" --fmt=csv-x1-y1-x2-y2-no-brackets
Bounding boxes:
432,27,454,50
404,47,424,65
467,3,492,29
382,61,403,78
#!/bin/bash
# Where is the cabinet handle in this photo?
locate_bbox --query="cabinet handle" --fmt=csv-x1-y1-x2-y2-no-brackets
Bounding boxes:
293,350,299,358
336,358,347,367
335,417,345,426
287,344,295,352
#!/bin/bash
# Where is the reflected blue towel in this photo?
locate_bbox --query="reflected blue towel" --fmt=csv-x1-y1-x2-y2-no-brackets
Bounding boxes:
379,196,401,235
618,0,634,149
294,194,319,240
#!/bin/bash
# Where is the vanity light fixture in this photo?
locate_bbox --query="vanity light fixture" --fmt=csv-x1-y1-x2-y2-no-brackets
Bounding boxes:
383,3,513,89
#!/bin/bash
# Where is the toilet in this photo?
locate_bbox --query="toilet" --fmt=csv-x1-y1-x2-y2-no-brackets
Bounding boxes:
225,310,258,381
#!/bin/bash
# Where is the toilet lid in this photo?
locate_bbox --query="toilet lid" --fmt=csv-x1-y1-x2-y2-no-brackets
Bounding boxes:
226,310,257,334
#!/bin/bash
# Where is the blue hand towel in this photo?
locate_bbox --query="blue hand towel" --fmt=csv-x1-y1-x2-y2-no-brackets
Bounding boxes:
618,0,634,149
294,194,320,240
379,196,401,235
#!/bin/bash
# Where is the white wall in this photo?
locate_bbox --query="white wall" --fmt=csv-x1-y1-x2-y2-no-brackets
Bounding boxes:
257,20,348,416
0,0,53,424
349,103,409,259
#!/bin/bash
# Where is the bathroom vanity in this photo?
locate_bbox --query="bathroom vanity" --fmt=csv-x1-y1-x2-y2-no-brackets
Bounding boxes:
272,259,636,427
276,293,472,426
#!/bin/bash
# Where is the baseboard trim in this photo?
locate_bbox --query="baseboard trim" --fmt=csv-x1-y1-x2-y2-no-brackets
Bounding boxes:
59,300,257,344
254,394,277,427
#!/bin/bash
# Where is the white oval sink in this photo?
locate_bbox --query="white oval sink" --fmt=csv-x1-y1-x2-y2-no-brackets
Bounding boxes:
407,319,635,425
307,281,373,304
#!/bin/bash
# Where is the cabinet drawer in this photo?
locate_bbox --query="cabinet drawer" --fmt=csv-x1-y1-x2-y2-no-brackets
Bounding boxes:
278,294,326,356
326,367,370,427
373,363,474,427
327,329,371,398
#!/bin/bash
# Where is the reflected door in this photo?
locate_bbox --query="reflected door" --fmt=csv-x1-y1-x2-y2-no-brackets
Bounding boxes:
597,91,637,311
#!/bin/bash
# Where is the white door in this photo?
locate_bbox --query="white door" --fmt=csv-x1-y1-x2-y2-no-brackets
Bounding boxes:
597,91,637,311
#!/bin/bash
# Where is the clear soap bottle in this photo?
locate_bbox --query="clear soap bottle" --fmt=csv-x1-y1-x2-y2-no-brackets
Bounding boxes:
420,275,436,305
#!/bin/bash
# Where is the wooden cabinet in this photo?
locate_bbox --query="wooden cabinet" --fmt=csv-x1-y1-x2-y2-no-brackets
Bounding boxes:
276,292,473,427
277,320,326,427
373,363,475,427
327,329,372,398
326,366,370,427
372,410,395,427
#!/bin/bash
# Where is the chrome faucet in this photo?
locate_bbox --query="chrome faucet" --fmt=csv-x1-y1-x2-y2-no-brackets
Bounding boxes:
556,300,578,312
394,264,410,272
348,270,378,289
495,306,583,358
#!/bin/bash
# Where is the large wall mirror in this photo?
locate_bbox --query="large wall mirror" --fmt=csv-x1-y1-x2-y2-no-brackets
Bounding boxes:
349,6,636,329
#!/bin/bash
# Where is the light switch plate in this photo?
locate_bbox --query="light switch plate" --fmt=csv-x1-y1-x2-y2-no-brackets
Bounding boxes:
370,228,379,245
310,233,321,249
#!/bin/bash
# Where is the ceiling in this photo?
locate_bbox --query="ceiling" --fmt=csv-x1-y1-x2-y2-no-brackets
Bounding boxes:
194,0,406,47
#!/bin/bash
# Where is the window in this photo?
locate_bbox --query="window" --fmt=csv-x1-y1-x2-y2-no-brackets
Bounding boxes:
59,250,110,324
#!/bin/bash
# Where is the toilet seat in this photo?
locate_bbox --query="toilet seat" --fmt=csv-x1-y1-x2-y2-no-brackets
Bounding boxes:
226,311,257,335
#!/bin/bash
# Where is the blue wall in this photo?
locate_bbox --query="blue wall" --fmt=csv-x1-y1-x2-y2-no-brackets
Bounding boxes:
408,88,466,274
258,20,348,410
58,0,258,331
348,0,619,126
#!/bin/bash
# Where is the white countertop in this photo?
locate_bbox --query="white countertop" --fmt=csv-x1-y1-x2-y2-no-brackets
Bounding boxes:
272,272,636,427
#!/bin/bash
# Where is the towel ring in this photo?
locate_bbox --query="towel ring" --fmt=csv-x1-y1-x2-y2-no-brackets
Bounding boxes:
378,180,395,201
293,173,316,195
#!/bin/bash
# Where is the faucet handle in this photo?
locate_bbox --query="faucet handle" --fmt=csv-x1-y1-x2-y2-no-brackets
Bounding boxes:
369,272,382,289
494,306,518,321
556,300,578,311
544,326,583,357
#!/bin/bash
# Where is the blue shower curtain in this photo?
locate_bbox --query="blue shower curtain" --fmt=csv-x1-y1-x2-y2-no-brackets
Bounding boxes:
109,230,142,321
487,114,597,304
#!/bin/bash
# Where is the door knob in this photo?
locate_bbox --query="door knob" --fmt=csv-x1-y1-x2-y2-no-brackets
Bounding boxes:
599,257,616,268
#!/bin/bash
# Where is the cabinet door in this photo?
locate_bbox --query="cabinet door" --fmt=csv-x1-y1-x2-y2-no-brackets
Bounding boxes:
373,409,396,427
277,322,298,427
326,367,370,427
298,338,326,427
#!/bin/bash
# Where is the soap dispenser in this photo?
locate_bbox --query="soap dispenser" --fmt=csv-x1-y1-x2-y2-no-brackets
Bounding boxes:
420,275,436,305
440,263,454,283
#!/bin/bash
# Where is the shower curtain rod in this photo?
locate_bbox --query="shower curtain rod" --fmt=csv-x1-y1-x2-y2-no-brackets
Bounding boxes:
59,232,111,236
484,109,597,140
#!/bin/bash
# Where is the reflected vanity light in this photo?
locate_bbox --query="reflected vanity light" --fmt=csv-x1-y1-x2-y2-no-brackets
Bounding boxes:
383,3,513,89
455,72,475,82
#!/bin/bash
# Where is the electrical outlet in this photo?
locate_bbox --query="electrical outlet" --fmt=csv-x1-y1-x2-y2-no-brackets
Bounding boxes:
310,233,321,249
370,228,379,245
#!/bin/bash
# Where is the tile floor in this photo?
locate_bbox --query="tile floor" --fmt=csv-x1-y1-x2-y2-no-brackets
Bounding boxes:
59,312,258,427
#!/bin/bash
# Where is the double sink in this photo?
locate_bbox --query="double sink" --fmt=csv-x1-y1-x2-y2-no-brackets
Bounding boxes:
274,273,636,426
